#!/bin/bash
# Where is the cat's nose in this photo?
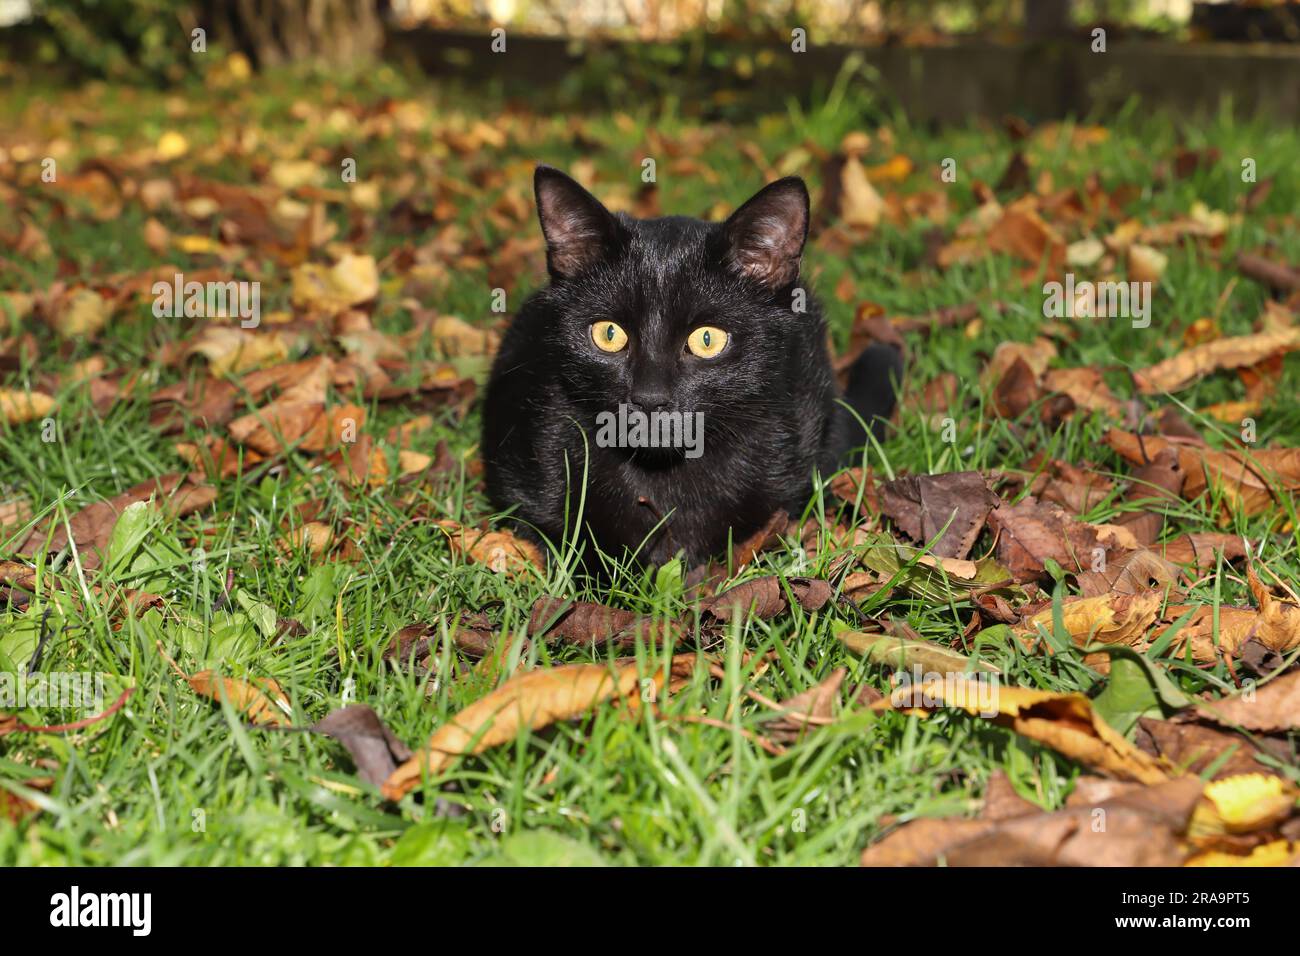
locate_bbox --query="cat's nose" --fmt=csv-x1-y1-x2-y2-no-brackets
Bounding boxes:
629,385,671,411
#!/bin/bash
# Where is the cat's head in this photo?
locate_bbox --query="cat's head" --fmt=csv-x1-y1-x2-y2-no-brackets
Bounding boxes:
531,165,821,454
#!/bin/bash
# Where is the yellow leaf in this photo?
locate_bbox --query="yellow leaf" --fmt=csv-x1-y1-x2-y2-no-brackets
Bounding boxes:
1188,773,1297,837
184,327,291,376
1127,243,1167,284
155,130,189,161
49,289,111,337
291,254,379,314
1017,590,1164,651
269,159,322,191
1185,840,1298,867
174,234,226,255
873,676,1170,783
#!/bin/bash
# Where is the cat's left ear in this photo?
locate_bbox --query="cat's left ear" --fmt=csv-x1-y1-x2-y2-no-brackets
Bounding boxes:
720,177,809,290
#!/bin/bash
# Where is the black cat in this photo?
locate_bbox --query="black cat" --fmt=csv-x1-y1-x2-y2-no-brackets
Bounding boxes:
482,165,901,569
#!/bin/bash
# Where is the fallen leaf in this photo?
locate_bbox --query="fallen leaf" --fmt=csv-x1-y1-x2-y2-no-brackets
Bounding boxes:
184,326,293,377
1075,548,1183,599
1188,773,1298,838
1136,717,1292,780
382,654,701,799
47,288,111,338
227,356,333,454
1111,428,1300,516
279,521,333,557
684,508,788,597
18,474,215,570
987,201,1065,271
186,671,292,726
699,576,833,622
1127,243,1168,284
528,597,675,649
981,770,1040,821
1198,670,1300,733
435,520,543,578
1041,366,1125,418
1134,326,1300,394
313,704,412,786
385,612,502,664
1185,841,1300,867
862,777,1201,866
1016,590,1165,656
873,675,1171,783
429,314,501,357
291,253,379,314
839,155,885,228
765,668,846,743
0,389,56,425
858,531,1018,603
878,471,998,559
987,496,1116,582
836,622,1000,674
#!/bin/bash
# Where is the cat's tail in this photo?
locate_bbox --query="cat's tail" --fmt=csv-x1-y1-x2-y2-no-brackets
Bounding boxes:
827,342,904,468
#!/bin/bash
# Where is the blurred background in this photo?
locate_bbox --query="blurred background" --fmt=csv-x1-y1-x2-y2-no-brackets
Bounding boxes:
1,2,1297,123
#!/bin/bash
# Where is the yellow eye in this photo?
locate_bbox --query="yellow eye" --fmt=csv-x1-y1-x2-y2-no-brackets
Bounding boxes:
591,322,628,353
687,326,728,358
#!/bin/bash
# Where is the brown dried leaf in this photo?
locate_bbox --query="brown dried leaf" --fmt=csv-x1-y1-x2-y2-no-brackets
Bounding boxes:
766,668,846,744
1157,532,1249,572
1135,717,1292,780
980,770,1040,821
313,704,412,786
1197,670,1300,733
699,576,833,622
1041,366,1125,418
879,471,998,559
863,777,1200,866
18,474,215,570
227,357,334,455
1017,590,1165,656
527,597,672,649
1135,326,1300,394
385,612,501,665
1075,549,1183,599
987,496,1113,582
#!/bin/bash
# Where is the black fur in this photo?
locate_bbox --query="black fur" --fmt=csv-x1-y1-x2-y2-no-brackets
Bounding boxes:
482,165,900,569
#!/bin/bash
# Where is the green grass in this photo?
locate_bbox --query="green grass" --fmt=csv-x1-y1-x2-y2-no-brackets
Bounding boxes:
1,63,1298,865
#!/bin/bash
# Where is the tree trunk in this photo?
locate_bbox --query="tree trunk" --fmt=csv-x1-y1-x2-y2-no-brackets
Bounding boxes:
215,0,384,69
1025,0,1072,38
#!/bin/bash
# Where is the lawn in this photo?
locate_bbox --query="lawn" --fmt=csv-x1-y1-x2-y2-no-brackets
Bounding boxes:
2,60,1298,866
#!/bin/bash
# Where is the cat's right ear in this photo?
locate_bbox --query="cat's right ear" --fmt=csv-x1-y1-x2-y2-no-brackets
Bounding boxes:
720,176,809,290
534,165,624,280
